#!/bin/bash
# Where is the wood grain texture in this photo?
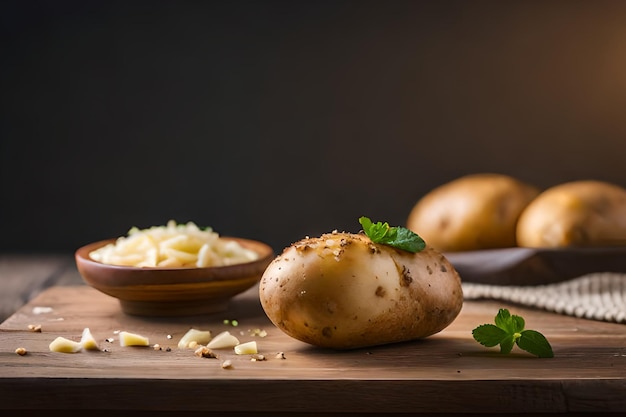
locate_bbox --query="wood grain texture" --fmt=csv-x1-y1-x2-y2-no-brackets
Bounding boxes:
1,285,625,415
0,254,80,322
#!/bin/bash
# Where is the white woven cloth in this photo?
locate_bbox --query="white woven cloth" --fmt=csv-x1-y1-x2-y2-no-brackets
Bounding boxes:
462,273,626,324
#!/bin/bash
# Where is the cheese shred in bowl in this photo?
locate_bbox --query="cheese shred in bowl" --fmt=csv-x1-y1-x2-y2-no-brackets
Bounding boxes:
89,220,259,268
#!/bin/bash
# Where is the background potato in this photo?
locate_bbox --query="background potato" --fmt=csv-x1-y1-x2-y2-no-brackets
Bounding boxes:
259,232,463,350
406,173,540,252
516,180,626,248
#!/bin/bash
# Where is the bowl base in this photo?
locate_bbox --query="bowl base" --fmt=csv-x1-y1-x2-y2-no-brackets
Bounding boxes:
119,298,229,317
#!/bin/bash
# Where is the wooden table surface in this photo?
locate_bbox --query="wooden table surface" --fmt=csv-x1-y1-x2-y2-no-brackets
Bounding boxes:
1,259,625,416
0,254,81,322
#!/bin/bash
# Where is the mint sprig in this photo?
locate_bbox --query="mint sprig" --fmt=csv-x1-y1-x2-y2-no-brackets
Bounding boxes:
359,216,425,253
472,309,554,358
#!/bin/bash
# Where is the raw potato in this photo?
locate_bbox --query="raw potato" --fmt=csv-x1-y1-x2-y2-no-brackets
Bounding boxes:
516,180,626,248
406,173,540,252
259,231,463,349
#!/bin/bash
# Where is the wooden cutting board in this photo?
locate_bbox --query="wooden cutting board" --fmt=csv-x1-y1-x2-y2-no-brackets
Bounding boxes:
1,284,625,415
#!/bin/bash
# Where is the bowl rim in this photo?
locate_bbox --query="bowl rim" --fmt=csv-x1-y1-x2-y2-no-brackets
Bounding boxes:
75,236,275,273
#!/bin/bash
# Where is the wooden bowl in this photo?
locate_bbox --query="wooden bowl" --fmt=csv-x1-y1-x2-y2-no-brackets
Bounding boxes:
75,237,274,317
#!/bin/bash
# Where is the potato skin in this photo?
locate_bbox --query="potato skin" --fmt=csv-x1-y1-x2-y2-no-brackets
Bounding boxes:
406,173,540,252
259,232,463,349
516,180,626,248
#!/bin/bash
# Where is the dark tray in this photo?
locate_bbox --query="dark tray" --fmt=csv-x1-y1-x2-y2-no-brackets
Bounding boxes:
445,246,626,286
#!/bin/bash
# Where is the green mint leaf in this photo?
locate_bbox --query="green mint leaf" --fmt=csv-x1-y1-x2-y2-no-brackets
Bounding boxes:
389,226,427,252
494,308,525,334
473,309,554,358
494,308,511,329
358,216,373,232
471,324,508,347
380,226,397,242
358,216,389,242
359,216,425,253
517,330,554,358
499,335,516,354
510,314,525,333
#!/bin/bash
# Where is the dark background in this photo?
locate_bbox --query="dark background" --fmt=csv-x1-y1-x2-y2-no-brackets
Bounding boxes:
2,0,625,255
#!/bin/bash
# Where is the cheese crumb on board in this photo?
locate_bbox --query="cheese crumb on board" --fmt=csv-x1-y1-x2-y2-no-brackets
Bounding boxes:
49,336,82,353
28,324,42,332
80,328,100,351
234,341,257,355
177,328,212,349
119,331,150,347
206,331,240,349
194,346,218,358
33,306,53,315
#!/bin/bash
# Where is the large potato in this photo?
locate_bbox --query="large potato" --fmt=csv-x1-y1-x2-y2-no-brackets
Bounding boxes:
259,231,463,349
516,180,626,248
406,173,540,252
